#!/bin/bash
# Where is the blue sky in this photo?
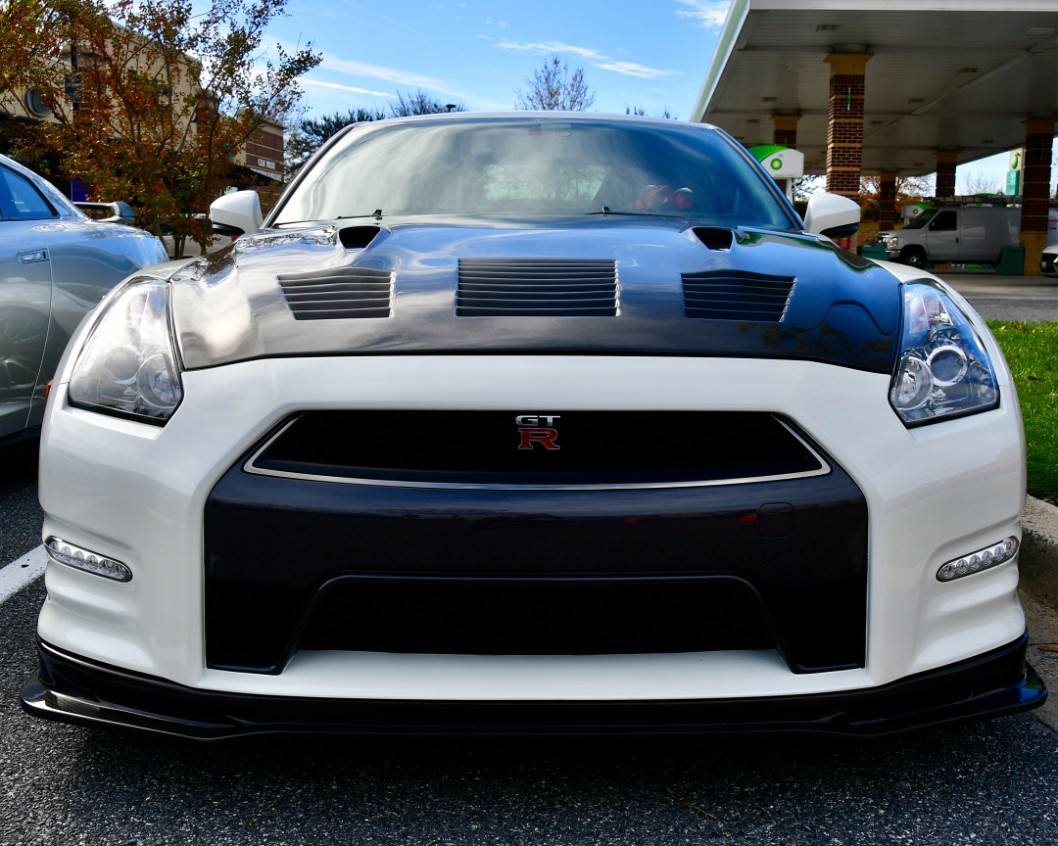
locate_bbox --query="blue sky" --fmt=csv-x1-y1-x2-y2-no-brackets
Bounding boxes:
266,0,1013,192
270,0,730,120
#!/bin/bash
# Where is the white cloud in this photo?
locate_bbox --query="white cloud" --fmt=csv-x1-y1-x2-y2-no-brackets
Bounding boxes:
302,78,395,98
495,39,607,61
273,40,449,91
673,0,731,28
493,39,674,79
594,61,676,80
320,53,451,90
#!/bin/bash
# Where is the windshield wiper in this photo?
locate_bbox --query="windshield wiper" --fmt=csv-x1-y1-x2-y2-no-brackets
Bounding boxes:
337,209,383,221
585,206,660,217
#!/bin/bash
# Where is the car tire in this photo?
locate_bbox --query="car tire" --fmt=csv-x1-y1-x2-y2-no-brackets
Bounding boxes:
899,246,927,269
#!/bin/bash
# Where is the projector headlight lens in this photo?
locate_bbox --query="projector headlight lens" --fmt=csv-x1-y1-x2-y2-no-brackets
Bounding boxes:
889,283,999,426
68,279,182,423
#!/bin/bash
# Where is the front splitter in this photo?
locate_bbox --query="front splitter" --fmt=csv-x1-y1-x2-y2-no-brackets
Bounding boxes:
21,635,1046,741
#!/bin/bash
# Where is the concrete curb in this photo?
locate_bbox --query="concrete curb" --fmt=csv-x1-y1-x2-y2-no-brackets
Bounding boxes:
1021,495,1058,611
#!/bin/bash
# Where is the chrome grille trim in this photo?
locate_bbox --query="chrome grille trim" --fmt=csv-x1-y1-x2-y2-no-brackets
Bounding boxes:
243,417,831,491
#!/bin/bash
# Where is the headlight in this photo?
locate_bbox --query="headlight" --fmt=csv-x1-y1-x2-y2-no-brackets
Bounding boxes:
68,279,183,423
889,282,998,426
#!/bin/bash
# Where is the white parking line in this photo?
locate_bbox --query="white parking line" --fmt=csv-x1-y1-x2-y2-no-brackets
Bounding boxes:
0,546,47,604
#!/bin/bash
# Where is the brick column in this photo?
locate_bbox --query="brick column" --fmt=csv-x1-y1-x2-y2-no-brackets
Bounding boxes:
824,52,872,198
1020,117,1055,276
878,171,898,232
935,150,958,201
771,113,800,195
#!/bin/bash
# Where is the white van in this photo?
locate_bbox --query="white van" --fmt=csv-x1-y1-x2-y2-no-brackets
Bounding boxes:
876,206,1019,268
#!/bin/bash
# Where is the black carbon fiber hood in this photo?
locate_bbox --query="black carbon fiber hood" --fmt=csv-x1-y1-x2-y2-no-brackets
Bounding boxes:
167,217,902,373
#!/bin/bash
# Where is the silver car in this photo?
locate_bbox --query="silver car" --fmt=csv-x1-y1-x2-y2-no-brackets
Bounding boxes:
1042,242,1057,276
0,154,168,442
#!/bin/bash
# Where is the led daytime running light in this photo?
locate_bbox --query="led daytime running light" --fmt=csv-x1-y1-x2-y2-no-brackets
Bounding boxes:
936,536,1018,582
45,536,132,582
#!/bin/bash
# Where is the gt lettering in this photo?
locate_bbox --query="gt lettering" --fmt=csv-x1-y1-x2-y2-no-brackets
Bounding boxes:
515,415,560,427
515,414,561,450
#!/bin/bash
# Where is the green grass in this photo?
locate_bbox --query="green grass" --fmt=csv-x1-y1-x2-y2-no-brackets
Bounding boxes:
988,321,1058,503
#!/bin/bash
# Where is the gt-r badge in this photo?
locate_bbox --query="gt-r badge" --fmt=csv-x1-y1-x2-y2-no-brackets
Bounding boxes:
515,414,561,450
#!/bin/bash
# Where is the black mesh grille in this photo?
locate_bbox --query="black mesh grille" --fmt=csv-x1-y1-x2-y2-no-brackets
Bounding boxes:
247,411,824,487
297,577,776,656
682,271,794,321
457,259,618,316
277,267,392,319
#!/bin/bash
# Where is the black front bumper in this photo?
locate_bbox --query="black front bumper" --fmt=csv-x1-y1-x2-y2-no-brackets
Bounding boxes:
204,413,870,676
21,635,1046,741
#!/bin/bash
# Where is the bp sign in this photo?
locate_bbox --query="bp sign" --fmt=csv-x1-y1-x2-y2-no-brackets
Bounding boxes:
1006,148,1023,196
747,145,805,179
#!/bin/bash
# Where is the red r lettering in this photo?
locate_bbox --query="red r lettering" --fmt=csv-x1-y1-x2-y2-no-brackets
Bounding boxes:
518,428,560,450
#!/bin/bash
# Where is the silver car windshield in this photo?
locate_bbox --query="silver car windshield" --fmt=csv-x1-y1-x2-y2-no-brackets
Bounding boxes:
274,118,797,229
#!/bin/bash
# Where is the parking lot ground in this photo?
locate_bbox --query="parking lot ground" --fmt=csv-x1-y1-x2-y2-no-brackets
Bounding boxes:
935,269,1058,322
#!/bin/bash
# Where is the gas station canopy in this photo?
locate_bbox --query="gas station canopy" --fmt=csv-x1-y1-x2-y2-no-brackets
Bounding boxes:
692,0,1058,177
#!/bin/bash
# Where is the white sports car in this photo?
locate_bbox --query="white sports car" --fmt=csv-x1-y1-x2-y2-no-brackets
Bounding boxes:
22,114,1045,738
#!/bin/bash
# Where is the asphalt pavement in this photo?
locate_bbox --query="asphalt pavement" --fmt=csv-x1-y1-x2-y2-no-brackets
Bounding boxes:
935,269,1058,322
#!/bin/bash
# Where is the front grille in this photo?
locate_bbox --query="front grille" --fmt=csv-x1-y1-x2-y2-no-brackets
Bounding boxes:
297,576,776,655
457,259,618,316
277,267,392,319
682,271,794,321
245,411,827,488
205,452,868,675
207,411,867,677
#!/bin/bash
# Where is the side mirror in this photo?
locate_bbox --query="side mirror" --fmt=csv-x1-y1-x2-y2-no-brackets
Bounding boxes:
803,192,860,239
112,201,136,225
209,190,262,237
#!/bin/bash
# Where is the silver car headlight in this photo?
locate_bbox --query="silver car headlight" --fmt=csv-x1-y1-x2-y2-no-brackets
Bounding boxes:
889,282,999,426
68,278,183,422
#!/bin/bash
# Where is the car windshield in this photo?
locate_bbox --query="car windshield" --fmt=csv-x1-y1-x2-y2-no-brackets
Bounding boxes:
904,208,938,230
273,117,797,230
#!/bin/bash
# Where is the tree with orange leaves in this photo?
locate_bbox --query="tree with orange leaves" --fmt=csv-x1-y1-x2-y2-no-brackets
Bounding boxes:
0,0,319,256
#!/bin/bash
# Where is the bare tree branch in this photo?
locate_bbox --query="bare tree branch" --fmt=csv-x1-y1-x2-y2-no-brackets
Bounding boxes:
515,56,595,111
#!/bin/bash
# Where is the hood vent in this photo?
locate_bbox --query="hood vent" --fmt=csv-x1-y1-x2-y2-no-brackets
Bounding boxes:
339,226,381,250
682,271,794,322
691,227,734,251
458,259,618,317
277,267,393,320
